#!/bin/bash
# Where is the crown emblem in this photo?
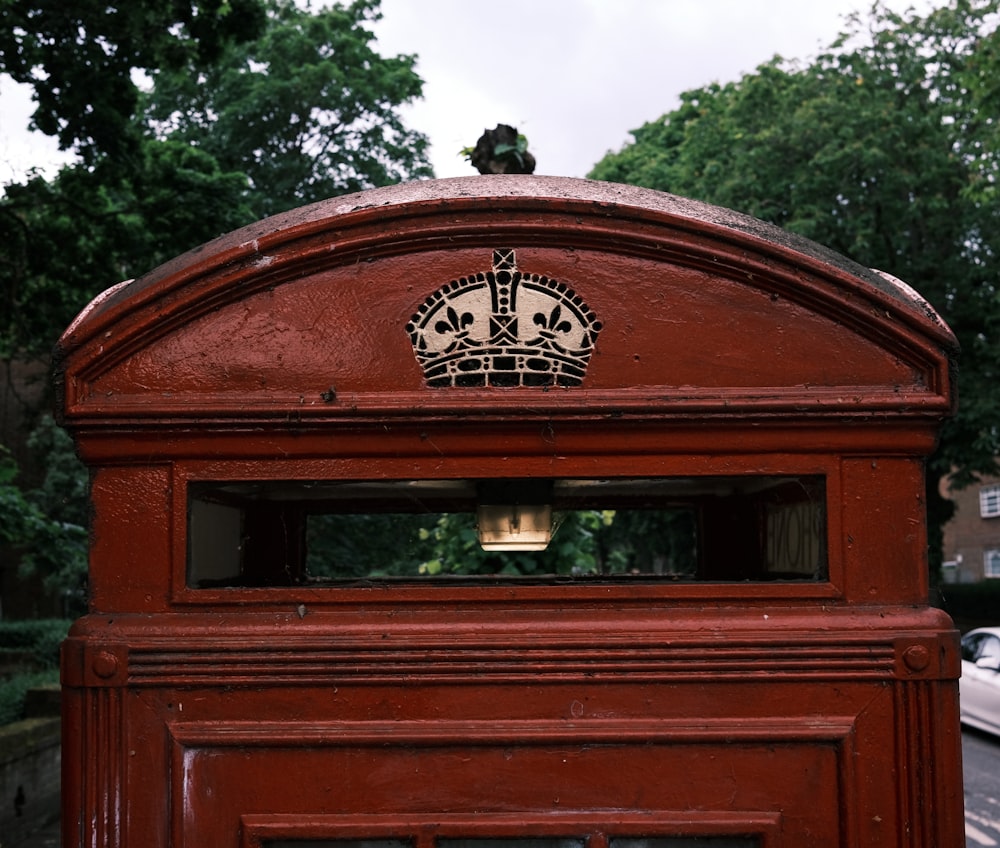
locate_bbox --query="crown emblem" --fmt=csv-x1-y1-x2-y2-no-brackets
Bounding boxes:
407,249,603,388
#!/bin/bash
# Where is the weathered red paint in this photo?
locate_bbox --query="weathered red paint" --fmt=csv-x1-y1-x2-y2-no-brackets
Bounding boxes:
56,176,964,847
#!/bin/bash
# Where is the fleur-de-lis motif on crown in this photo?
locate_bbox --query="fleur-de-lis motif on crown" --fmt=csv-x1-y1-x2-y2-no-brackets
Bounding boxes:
534,304,573,338
436,306,474,338
406,249,602,388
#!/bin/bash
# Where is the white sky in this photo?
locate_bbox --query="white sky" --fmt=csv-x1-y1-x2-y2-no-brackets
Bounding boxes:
372,0,940,179
0,0,939,185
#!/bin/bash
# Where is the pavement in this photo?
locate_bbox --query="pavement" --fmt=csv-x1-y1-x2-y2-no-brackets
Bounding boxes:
8,812,59,848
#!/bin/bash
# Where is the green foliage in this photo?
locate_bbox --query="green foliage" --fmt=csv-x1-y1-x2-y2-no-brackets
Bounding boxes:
0,618,68,725
0,444,83,579
1,1,431,608
305,513,438,579
1,1,431,359
143,0,433,216
305,509,696,580
1,419,88,608
416,511,614,578
415,511,610,578
17,416,90,607
590,0,1000,562
461,133,531,170
1,142,255,358
0,0,268,163
0,618,70,668
0,670,58,726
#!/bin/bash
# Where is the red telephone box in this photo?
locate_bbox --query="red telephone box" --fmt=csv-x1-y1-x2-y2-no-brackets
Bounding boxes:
56,176,964,847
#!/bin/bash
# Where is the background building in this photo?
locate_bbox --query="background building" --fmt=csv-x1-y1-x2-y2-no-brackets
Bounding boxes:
941,472,1000,583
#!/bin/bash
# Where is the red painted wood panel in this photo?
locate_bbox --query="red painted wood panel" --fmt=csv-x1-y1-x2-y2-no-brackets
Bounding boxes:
56,177,963,848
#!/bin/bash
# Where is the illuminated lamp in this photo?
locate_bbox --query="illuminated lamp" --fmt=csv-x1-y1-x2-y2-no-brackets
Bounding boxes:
476,480,553,551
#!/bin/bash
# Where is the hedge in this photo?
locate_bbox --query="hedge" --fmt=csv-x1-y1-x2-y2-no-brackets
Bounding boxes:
0,619,70,725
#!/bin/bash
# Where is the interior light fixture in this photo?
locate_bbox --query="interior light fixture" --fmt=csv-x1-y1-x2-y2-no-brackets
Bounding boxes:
476,480,553,551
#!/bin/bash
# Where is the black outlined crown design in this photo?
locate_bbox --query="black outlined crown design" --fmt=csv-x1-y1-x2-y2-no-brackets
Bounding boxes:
407,249,603,388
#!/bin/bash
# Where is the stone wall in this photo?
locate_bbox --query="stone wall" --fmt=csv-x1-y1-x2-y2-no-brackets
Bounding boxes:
0,715,60,846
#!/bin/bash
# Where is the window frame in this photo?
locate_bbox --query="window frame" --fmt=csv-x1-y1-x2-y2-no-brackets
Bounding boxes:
169,457,846,607
984,548,1000,579
184,475,828,590
240,812,777,848
980,484,1000,518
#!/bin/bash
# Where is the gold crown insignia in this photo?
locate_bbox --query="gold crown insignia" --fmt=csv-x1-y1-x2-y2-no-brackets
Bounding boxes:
407,249,603,388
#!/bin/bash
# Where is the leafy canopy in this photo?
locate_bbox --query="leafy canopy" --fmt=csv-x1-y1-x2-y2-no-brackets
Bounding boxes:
0,141,255,358
1,0,431,359
0,0,432,604
143,0,433,215
590,0,1000,544
0,417,88,608
0,0,268,163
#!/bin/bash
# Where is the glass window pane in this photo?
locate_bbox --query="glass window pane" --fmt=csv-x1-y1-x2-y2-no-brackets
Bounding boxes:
985,549,1000,578
439,840,584,848
187,476,826,588
266,842,410,848
612,839,759,848
980,484,1000,518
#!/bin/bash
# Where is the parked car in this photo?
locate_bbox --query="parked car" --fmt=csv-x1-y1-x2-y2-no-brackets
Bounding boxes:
961,626,1000,736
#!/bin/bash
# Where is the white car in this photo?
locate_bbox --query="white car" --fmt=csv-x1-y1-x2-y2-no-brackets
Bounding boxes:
961,626,1000,736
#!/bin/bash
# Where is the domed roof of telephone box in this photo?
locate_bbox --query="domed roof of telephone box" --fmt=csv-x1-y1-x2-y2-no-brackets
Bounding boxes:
56,176,956,429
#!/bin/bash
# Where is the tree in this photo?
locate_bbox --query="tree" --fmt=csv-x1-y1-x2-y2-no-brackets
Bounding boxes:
0,0,268,163
589,0,1000,567
0,141,255,359
142,0,433,217
12,415,90,612
305,508,696,581
1,422,87,614
1,0,432,358
0,0,432,607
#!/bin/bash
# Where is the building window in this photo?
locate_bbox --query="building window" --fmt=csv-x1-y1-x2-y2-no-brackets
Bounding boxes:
980,485,1000,518
985,549,1000,579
